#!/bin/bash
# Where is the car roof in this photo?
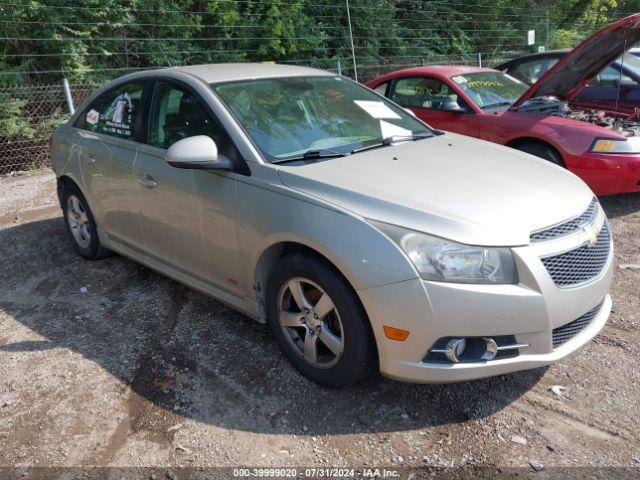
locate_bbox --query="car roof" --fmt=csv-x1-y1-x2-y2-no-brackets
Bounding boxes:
165,63,333,83
384,65,497,77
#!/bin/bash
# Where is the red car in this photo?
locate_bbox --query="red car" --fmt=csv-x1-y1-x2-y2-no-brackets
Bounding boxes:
367,14,640,196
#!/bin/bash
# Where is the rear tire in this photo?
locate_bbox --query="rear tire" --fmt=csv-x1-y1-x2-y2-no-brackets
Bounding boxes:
266,253,377,388
513,142,565,167
61,184,111,260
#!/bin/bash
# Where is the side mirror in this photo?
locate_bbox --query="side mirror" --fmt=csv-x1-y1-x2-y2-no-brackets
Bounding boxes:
403,107,417,117
440,100,466,113
165,135,233,171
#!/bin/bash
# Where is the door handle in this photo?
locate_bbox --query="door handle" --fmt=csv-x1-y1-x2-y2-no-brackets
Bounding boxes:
137,175,158,189
85,154,96,163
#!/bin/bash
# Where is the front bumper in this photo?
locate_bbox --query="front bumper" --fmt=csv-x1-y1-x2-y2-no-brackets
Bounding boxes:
357,215,614,384
567,152,640,195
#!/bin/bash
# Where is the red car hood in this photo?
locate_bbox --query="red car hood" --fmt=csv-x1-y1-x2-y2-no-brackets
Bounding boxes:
512,13,640,109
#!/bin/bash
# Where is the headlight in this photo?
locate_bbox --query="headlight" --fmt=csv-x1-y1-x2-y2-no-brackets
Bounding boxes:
590,137,640,154
371,221,518,284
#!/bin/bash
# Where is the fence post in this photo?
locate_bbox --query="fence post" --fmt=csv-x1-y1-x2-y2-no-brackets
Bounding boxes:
345,0,358,81
62,78,75,115
477,52,482,68
337,58,342,76
545,8,550,49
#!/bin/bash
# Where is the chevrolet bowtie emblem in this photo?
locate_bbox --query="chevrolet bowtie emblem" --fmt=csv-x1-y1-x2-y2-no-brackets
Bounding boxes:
582,224,599,246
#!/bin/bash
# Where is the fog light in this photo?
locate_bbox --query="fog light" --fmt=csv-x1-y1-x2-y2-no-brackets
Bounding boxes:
481,338,498,360
445,338,466,363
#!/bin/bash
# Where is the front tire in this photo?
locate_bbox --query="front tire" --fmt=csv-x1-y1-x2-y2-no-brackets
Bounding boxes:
61,184,111,260
513,142,565,167
266,253,377,388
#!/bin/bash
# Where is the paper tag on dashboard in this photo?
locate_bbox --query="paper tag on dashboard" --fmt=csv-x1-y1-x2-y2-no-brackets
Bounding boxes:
86,109,100,125
354,100,401,119
379,120,411,139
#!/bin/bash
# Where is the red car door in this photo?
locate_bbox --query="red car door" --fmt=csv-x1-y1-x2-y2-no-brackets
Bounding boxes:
388,76,480,137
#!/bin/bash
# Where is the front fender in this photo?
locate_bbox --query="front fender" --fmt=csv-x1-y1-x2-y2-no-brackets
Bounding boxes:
237,180,419,299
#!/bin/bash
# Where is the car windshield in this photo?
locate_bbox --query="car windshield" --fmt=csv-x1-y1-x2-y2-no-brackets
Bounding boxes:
212,75,433,162
450,72,528,110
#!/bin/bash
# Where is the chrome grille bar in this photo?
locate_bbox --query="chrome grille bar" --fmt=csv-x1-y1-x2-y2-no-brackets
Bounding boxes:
531,197,599,243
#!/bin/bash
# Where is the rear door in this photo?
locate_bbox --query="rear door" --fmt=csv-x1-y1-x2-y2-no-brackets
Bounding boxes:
388,76,480,136
73,80,148,252
134,80,243,293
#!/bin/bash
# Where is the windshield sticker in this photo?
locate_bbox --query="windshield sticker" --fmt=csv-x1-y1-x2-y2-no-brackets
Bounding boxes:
452,76,467,84
466,80,503,89
398,85,436,95
86,109,99,126
380,120,411,139
354,100,401,120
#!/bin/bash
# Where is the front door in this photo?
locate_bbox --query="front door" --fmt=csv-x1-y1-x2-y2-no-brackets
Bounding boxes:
134,81,242,293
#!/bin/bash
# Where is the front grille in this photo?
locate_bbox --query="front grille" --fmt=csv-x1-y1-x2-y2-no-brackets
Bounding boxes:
541,221,611,287
531,198,599,242
552,301,603,348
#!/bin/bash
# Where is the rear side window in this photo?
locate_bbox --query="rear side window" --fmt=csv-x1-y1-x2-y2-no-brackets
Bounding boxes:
76,82,145,140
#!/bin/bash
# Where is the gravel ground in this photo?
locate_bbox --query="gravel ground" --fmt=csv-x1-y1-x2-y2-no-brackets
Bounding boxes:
1,170,639,472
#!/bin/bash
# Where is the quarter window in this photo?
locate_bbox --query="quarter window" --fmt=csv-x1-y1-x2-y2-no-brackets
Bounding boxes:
78,82,145,139
391,77,464,111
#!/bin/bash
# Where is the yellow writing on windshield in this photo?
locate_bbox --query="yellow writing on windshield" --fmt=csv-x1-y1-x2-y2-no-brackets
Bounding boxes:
466,80,504,89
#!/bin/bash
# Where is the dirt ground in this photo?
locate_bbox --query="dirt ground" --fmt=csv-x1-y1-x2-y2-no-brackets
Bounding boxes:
1,170,639,472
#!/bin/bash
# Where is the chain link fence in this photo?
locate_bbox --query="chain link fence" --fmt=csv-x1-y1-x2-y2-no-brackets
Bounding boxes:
0,83,98,175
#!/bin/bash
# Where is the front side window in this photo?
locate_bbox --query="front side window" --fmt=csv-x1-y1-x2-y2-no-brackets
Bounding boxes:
591,65,635,87
149,82,223,149
589,54,640,88
79,82,145,139
451,72,528,111
212,76,433,161
391,77,467,111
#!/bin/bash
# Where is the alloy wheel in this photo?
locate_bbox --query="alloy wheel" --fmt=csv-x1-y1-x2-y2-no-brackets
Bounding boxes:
66,195,91,249
277,277,345,368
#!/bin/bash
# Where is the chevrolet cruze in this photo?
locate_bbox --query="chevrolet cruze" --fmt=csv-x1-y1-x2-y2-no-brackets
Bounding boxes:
50,63,613,387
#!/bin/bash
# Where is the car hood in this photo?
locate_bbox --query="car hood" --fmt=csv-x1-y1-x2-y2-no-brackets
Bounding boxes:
512,13,640,109
277,133,593,246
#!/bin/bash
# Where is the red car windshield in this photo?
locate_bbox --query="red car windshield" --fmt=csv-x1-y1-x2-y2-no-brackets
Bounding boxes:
451,72,528,110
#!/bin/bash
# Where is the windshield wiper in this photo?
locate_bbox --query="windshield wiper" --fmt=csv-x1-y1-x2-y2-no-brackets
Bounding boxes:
272,149,347,164
482,101,513,110
351,133,432,154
